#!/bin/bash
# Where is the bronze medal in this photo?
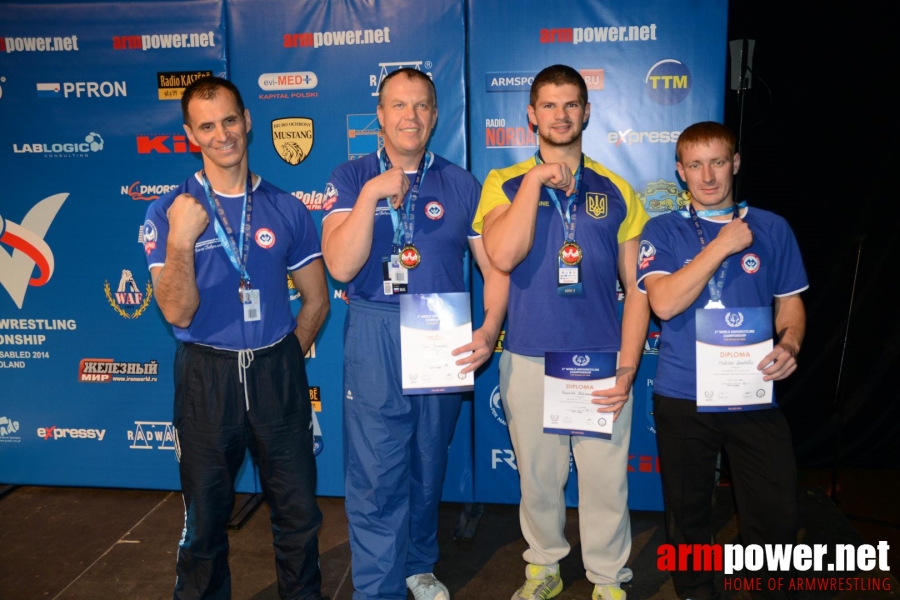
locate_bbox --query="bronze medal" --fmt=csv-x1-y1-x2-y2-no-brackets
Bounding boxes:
399,244,421,269
559,242,583,266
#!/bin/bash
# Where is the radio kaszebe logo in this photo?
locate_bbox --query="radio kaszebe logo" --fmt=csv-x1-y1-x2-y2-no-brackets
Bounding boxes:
271,117,313,166
103,268,152,319
0,193,67,308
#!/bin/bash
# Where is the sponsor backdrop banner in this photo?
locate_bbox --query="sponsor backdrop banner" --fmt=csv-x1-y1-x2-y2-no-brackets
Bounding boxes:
468,0,727,510
1,0,726,510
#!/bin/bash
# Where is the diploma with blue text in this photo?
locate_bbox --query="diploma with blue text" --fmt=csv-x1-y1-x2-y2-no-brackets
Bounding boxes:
543,351,618,439
695,307,773,412
399,293,474,395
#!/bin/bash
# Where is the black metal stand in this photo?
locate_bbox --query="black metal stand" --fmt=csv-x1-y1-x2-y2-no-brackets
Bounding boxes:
227,493,264,530
453,503,484,541
0,484,17,500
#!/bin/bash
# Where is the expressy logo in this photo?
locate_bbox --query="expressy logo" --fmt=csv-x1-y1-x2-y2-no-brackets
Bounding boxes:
645,59,691,106
128,421,175,449
12,132,103,156
0,193,67,308
609,129,680,146
122,182,177,202
36,81,126,99
272,117,313,165
78,358,159,383
37,425,106,441
638,179,689,215
103,269,153,319
137,134,200,154
485,118,537,148
369,60,429,96
157,70,213,100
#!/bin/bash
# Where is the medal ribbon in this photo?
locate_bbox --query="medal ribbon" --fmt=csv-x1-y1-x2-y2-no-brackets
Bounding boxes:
200,170,254,288
688,201,743,305
379,148,432,252
535,151,583,243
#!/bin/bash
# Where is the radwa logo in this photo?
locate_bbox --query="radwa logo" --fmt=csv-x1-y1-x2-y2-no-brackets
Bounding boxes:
36,81,126,99
0,415,21,443
638,179,689,215
0,193,67,308
122,182,177,202
12,133,103,157
103,269,153,319
489,385,506,426
136,134,199,154
485,118,537,148
292,189,326,211
128,421,176,450
645,59,691,106
369,60,430,96
608,128,680,146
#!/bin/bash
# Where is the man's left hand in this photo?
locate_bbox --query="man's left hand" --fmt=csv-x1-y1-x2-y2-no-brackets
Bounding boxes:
758,343,798,381
451,328,496,374
591,367,636,421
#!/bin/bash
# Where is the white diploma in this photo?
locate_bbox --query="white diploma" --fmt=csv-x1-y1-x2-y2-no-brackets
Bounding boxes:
399,293,474,395
543,351,618,439
695,307,773,412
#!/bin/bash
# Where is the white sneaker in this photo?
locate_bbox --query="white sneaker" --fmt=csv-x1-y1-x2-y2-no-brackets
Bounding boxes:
406,573,450,600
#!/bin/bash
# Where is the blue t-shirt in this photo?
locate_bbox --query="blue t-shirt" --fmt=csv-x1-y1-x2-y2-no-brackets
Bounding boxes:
144,173,322,350
473,155,649,356
323,150,481,302
636,207,809,400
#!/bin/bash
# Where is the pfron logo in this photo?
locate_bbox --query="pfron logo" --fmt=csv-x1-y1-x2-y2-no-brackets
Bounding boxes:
36,81,127,99
136,134,199,154
645,59,691,106
638,240,656,269
79,358,159,383
271,118,313,165
0,415,21,443
609,129,680,146
485,118,537,148
369,60,430,96
638,179,689,215
12,133,104,157
157,70,212,100
741,253,760,274
128,421,175,449
0,193,67,308
37,426,106,441
103,269,153,319
122,182,177,202
292,190,326,211
489,385,506,426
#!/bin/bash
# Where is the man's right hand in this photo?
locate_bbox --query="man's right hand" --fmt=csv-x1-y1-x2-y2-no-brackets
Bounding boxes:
362,166,410,209
529,162,576,197
711,217,753,256
166,193,209,248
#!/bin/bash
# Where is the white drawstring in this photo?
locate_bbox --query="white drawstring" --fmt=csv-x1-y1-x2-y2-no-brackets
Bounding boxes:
237,349,254,411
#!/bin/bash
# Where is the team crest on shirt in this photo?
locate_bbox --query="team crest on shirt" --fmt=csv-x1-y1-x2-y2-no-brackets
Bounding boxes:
322,183,338,211
142,220,158,255
638,240,656,269
586,193,607,219
424,201,444,220
255,228,276,249
741,253,760,274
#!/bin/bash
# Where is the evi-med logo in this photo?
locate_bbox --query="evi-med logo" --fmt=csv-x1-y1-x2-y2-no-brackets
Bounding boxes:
103,268,153,319
0,193,68,308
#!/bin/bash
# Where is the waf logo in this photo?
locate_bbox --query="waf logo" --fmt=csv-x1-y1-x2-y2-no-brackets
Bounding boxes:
136,134,200,154
255,228,276,249
424,201,443,220
741,253,760,274
104,269,153,319
272,117,313,165
0,193,67,309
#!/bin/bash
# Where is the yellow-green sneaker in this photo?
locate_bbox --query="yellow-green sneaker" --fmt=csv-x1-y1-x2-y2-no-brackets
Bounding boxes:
592,584,626,600
511,564,563,600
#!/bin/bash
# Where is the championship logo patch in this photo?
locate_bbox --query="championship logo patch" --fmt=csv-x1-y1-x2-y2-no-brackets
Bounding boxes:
142,220,158,255
255,228,276,249
424,201,444,220
323,182,337,211
741,253,760,274
638,240,656,269
586,192,607,219
271,117,313,166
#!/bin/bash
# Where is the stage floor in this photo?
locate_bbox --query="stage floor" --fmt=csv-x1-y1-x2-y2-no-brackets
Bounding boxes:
0,469,896,599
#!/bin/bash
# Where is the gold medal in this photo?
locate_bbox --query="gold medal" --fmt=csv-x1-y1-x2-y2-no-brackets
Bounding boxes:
559,242,583,266
399,244,421,269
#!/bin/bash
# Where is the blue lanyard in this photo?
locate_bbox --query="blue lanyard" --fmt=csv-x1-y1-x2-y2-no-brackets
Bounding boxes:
379,148,432,251
688,202,743,304
200,171,253,286
534,152,583,242
678,199,747,219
